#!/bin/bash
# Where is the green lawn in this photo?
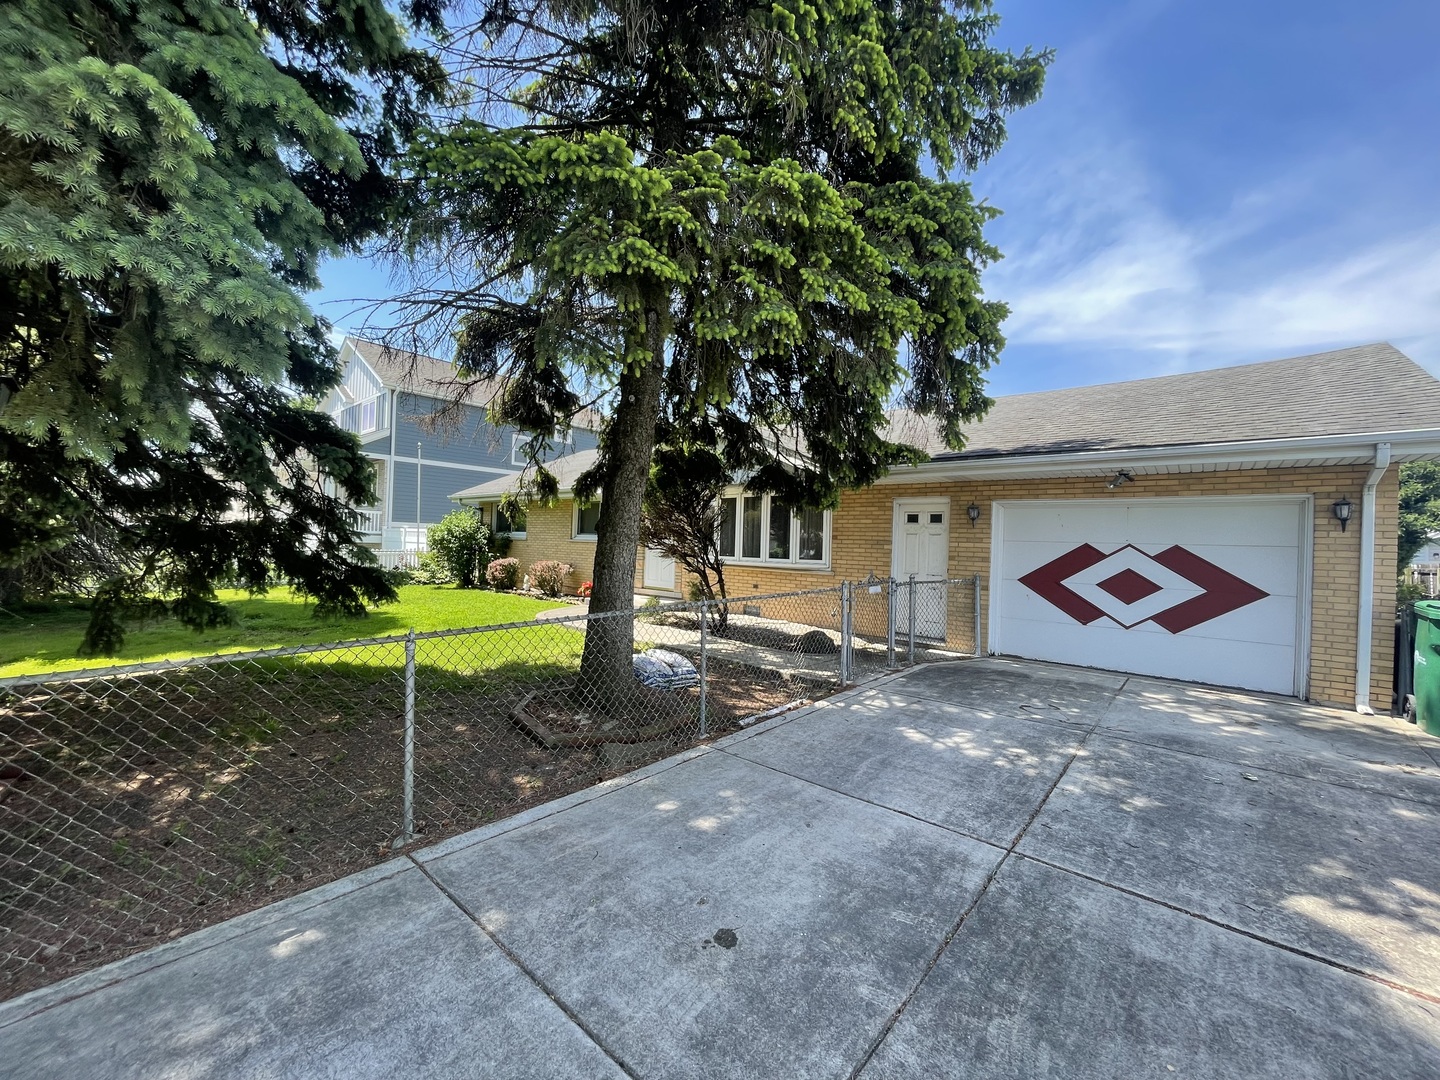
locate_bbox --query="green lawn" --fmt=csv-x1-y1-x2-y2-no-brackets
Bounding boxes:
0,586,571,678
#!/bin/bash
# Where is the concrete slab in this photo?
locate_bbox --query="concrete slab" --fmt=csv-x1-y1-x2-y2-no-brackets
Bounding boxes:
1100,677,1440,805
882,658,1128,727
726,688,1086,845
1,866,626,1080
1019,735,1440,996
860,857,1440,1080
420,749,1003,1080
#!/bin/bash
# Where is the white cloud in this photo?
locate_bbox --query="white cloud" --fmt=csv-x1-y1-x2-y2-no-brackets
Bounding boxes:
973,8,1440,378
978,125,1440,377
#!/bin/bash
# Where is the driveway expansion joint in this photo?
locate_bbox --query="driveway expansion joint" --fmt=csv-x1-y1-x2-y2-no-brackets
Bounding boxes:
407,855,642,1080
845,678,1131,1079
1012,851,1440,1008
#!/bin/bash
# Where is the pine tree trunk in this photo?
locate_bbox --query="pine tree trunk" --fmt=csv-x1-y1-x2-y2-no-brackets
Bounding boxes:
579,309,666,697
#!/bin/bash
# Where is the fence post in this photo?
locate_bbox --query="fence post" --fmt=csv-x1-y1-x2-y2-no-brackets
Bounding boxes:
396,628,416,849
907,573,917,665
839,581,852,685
886,577,897,668
698,600,709,737
972,573,983,657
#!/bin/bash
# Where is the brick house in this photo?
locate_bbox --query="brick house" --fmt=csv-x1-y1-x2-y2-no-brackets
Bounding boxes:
451,343,1440,711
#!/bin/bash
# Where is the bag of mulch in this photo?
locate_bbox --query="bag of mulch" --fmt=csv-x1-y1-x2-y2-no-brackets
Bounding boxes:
633,648,700,690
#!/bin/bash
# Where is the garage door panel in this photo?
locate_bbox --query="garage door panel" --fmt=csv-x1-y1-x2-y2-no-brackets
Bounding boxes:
994,498,1307,696
995,614,1297,694
1003,501,1300,548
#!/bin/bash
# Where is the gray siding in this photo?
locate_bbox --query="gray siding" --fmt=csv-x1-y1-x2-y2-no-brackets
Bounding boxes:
391,462,501,525
394,392,601,471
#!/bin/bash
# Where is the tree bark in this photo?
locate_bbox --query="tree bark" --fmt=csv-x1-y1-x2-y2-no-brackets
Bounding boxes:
579,309,666,695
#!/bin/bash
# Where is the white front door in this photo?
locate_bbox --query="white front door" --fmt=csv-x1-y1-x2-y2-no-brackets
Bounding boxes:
892,499,950,639
991,497,1309,695
643,547,677,592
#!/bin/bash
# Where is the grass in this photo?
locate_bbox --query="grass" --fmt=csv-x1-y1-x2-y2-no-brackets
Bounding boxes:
0,586,571,678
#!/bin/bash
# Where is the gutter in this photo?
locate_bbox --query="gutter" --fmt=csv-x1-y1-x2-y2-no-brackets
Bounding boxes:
1354,442,1392,714
882,428,1440,483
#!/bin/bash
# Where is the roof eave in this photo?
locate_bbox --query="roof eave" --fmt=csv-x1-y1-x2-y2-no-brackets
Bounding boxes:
881,428,1440,483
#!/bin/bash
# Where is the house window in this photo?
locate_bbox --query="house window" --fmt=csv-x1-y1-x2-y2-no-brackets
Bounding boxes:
717,494,829,568
575,502,601,539
718,498,737,558
511,430,576,466
487,504,526,537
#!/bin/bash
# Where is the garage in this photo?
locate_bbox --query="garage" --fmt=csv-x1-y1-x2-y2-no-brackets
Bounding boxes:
989,497,1311,695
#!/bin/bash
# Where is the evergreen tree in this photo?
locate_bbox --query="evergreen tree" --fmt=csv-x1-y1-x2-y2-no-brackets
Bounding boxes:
1400,462,1440,570
0,0,447,651
393,1,1049,689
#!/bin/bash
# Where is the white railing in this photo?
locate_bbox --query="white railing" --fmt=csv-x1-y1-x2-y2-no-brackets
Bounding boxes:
351,507,384,535
374,550,422,570
336,393,387,436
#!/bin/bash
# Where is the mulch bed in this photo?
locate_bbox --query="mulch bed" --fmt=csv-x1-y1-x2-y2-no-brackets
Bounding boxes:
0,654,828,1001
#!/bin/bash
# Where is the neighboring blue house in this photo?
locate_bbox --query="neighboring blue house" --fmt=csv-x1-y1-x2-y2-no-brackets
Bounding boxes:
320,337,600,552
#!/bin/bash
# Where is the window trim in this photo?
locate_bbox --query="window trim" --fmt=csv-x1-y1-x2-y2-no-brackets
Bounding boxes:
573,500,601,541
484,502,527,540
511,430,578,467
717,490,831,570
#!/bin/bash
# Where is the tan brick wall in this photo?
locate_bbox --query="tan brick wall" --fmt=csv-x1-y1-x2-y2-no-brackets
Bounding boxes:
505,500,596,595
704,466,1399,710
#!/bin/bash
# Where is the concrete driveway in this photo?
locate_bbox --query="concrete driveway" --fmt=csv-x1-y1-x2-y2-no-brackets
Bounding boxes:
4,659,1440,1078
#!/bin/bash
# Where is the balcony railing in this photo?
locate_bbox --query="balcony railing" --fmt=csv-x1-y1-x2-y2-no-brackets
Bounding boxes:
351,507,384,535
336,393,387,437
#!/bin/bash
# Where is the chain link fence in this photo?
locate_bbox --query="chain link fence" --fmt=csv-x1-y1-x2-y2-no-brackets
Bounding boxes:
0,576,980,1000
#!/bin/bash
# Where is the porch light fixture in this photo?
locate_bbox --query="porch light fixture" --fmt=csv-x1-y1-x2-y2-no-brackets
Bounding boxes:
966,502,981,527
1106,470,1133,490
1332,497,1353,532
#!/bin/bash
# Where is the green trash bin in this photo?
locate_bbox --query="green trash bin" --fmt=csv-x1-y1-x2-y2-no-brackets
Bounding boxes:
1412,601,1440,737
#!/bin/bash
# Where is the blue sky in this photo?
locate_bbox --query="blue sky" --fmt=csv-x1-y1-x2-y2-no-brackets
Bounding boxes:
309,0,1440,398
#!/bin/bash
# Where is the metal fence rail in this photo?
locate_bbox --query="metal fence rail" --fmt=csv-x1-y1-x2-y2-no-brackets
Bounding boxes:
0,576,981,1000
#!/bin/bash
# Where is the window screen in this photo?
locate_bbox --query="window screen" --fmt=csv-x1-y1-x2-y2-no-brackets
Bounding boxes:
741,495,763,558
718,497,737,558
576,502,601,536
769,501,792,560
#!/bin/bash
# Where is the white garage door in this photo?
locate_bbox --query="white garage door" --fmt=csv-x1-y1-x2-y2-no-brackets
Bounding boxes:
991,498,1310,695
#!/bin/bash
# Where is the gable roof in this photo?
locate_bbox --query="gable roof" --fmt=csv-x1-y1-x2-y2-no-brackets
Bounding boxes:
917,343,1440,461
344,337,605,432
451,448,601,503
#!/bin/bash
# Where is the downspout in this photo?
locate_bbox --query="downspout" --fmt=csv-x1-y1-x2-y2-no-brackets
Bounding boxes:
1354,442,1392,714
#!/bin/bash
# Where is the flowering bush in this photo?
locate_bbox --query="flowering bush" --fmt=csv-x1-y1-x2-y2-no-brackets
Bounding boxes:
529,559,572,597
485,557,520,590
577,580,593,598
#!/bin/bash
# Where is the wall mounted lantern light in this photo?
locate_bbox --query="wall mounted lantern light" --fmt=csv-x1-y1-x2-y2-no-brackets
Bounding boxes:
1332,497,1353,532
967,502,981,527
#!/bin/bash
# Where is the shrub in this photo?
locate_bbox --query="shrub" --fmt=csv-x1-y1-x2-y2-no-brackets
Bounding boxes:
529,559,572,597
577,580,593,598
411,551,451,585
486,557,520,590
427,509,494,588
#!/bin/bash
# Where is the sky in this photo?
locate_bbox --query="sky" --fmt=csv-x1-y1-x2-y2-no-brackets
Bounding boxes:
308,0,1440,399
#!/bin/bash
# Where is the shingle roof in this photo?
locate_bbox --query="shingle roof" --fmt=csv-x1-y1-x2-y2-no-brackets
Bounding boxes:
346,337,604,432
450,448,601,502
904,343,1440,461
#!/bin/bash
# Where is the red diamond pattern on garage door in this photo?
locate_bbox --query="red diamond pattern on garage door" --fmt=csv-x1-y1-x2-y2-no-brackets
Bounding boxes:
1096,568,1164,605
1019,543,1269,634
